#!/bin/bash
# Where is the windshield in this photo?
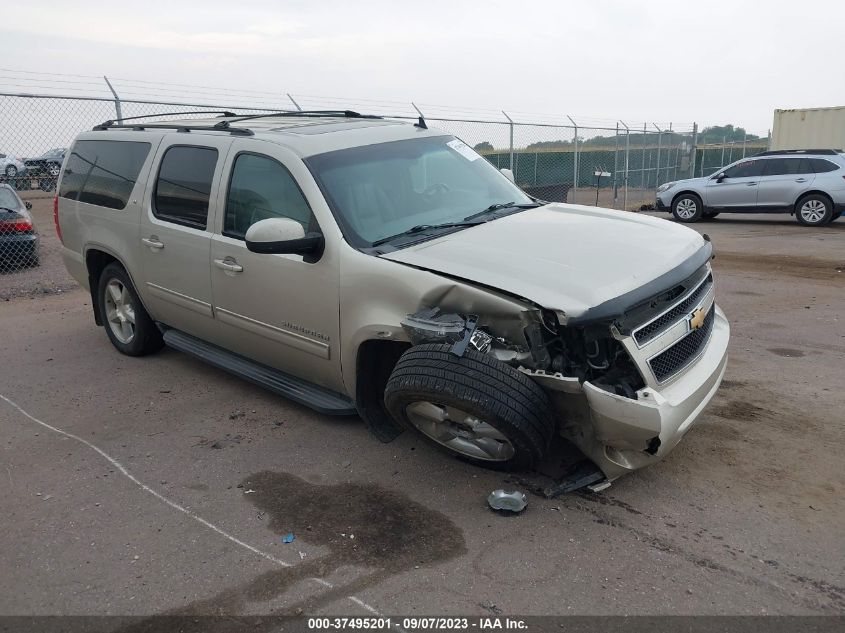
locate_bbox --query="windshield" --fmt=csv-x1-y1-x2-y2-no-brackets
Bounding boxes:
0,188,21,210
306,135,532,248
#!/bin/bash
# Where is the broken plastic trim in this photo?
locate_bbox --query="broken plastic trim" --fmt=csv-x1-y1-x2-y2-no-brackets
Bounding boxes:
450,314,479,357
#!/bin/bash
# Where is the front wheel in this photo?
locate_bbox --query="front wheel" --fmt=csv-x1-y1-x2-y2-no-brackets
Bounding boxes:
672,194,703,223
384,344,555,471
97,263,163,356
5,165,17,178
795,194,833,226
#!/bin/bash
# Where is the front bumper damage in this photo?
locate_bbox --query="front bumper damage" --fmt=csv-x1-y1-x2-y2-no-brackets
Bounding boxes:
533,305,729,481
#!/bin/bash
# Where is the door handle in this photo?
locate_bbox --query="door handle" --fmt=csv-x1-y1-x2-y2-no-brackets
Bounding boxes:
795,177,808,183
141,237,165,250
746,182,757,186
213,258,243,273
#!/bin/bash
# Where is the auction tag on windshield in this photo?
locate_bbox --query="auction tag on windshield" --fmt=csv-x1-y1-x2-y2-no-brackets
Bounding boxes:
446,139,481,161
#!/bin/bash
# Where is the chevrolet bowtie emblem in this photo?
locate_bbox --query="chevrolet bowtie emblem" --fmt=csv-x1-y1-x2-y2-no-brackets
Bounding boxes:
689,307,707,331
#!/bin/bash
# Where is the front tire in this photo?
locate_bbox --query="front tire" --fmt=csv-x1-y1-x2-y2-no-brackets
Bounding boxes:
97,263,163,356
384,343,555,471
672,193,703,223
795,194,833,226
5,165,17,178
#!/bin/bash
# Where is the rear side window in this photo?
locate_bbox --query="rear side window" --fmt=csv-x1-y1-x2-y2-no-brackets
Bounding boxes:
224,153,315,239
153,146,218,229
723,159,763,178
762,158,811,176
808,158,840,173
59,140,151,210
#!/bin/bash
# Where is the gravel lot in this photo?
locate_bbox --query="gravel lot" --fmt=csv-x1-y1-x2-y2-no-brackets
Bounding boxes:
0,204,843,618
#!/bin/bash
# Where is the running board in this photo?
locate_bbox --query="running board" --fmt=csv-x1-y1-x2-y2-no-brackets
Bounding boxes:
162,329,357,416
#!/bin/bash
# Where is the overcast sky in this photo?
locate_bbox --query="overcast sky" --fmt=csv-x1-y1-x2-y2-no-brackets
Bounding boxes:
3,0,843,133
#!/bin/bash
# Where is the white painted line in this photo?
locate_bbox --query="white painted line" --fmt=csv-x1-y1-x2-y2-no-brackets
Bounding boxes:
0,394,381,616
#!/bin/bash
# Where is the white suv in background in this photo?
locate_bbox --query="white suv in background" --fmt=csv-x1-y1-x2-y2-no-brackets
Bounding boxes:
656,149,845,226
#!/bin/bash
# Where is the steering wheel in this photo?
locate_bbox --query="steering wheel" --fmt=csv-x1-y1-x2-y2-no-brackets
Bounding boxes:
423,182,451,197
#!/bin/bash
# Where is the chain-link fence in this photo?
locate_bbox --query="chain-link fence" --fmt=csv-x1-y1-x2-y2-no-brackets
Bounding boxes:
0,87,768,277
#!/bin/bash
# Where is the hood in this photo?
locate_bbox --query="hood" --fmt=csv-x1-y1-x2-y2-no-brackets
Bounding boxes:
381,203,709,321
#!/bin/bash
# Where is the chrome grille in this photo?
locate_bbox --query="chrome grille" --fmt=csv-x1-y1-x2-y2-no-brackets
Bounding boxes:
634,273,713,346
648,306,715,383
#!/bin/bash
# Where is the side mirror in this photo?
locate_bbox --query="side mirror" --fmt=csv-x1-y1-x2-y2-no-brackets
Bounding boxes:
500,168,515,183
245,217,324,261
714,172,726,182
25,201,32,210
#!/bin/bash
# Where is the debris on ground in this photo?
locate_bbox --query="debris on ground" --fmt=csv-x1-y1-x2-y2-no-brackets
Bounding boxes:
487,489,528,513
243,489,255,494
228,410,245,420
479,600,503,615
282,533,295,544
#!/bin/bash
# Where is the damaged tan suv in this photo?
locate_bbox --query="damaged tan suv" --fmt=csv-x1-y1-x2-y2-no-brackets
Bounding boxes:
56,111,729,485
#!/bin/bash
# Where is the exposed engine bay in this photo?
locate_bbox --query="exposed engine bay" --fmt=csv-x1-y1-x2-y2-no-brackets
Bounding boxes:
400,307,645,399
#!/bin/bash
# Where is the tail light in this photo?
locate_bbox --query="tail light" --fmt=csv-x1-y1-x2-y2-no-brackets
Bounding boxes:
0,217,34,233
53,195,63,243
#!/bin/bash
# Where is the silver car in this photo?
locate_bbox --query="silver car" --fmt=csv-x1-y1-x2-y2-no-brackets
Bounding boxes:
656,149,845,226
0,153,26,179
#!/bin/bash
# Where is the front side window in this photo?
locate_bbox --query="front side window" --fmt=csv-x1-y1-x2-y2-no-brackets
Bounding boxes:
723,159,764,179
224,153,315,239
59,140,151,210
306,135,532,248
153,146,218,229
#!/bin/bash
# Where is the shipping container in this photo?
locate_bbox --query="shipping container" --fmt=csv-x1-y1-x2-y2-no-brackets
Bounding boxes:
771,106,845,150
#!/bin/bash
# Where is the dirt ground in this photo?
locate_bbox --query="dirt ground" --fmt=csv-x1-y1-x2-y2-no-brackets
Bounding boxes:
0,201,843,618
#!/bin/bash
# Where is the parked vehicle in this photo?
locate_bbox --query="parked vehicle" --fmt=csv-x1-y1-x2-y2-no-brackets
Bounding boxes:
0,184,39,268
56,111,729,485
0,153,26,179
656,149,845,226
24,148,67,192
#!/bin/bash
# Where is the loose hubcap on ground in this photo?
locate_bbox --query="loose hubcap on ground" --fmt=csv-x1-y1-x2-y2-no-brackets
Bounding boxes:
405,401,515,461
104,279,136,344
676,198,697,219
800,200,826,223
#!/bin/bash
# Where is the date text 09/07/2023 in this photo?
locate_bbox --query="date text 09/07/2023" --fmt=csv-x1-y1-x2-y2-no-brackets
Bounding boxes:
307,617,529,630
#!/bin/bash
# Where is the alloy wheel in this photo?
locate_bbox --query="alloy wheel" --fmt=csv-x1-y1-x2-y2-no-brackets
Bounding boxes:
405,401,516,462
104,279,136,344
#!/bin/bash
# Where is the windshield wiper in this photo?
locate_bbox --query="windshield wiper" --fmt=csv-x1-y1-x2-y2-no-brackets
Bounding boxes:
371,220,485,247
0,206,20,213
463,201,540,222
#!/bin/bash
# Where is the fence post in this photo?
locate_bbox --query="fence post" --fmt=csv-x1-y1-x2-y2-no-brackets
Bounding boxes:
103,76,122,122
690,122,698,179
567,115,578,202
502,111,514,172
612,122,620,208
620,121,630,210
767,129,772,151
741,132,747,158
720,136,726,168
653,123,662,188
287,94,303,111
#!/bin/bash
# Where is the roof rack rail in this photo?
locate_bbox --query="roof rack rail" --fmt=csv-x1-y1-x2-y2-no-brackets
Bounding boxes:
95,110,238,128
218,110,383,125
92,121,254,136
756,148,843,156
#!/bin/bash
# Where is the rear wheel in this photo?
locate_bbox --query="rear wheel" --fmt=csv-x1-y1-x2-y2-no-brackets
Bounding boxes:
384,343,555,471
672,193,703,222
795,194,833,226
97,263,163,356
5,165,17,178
